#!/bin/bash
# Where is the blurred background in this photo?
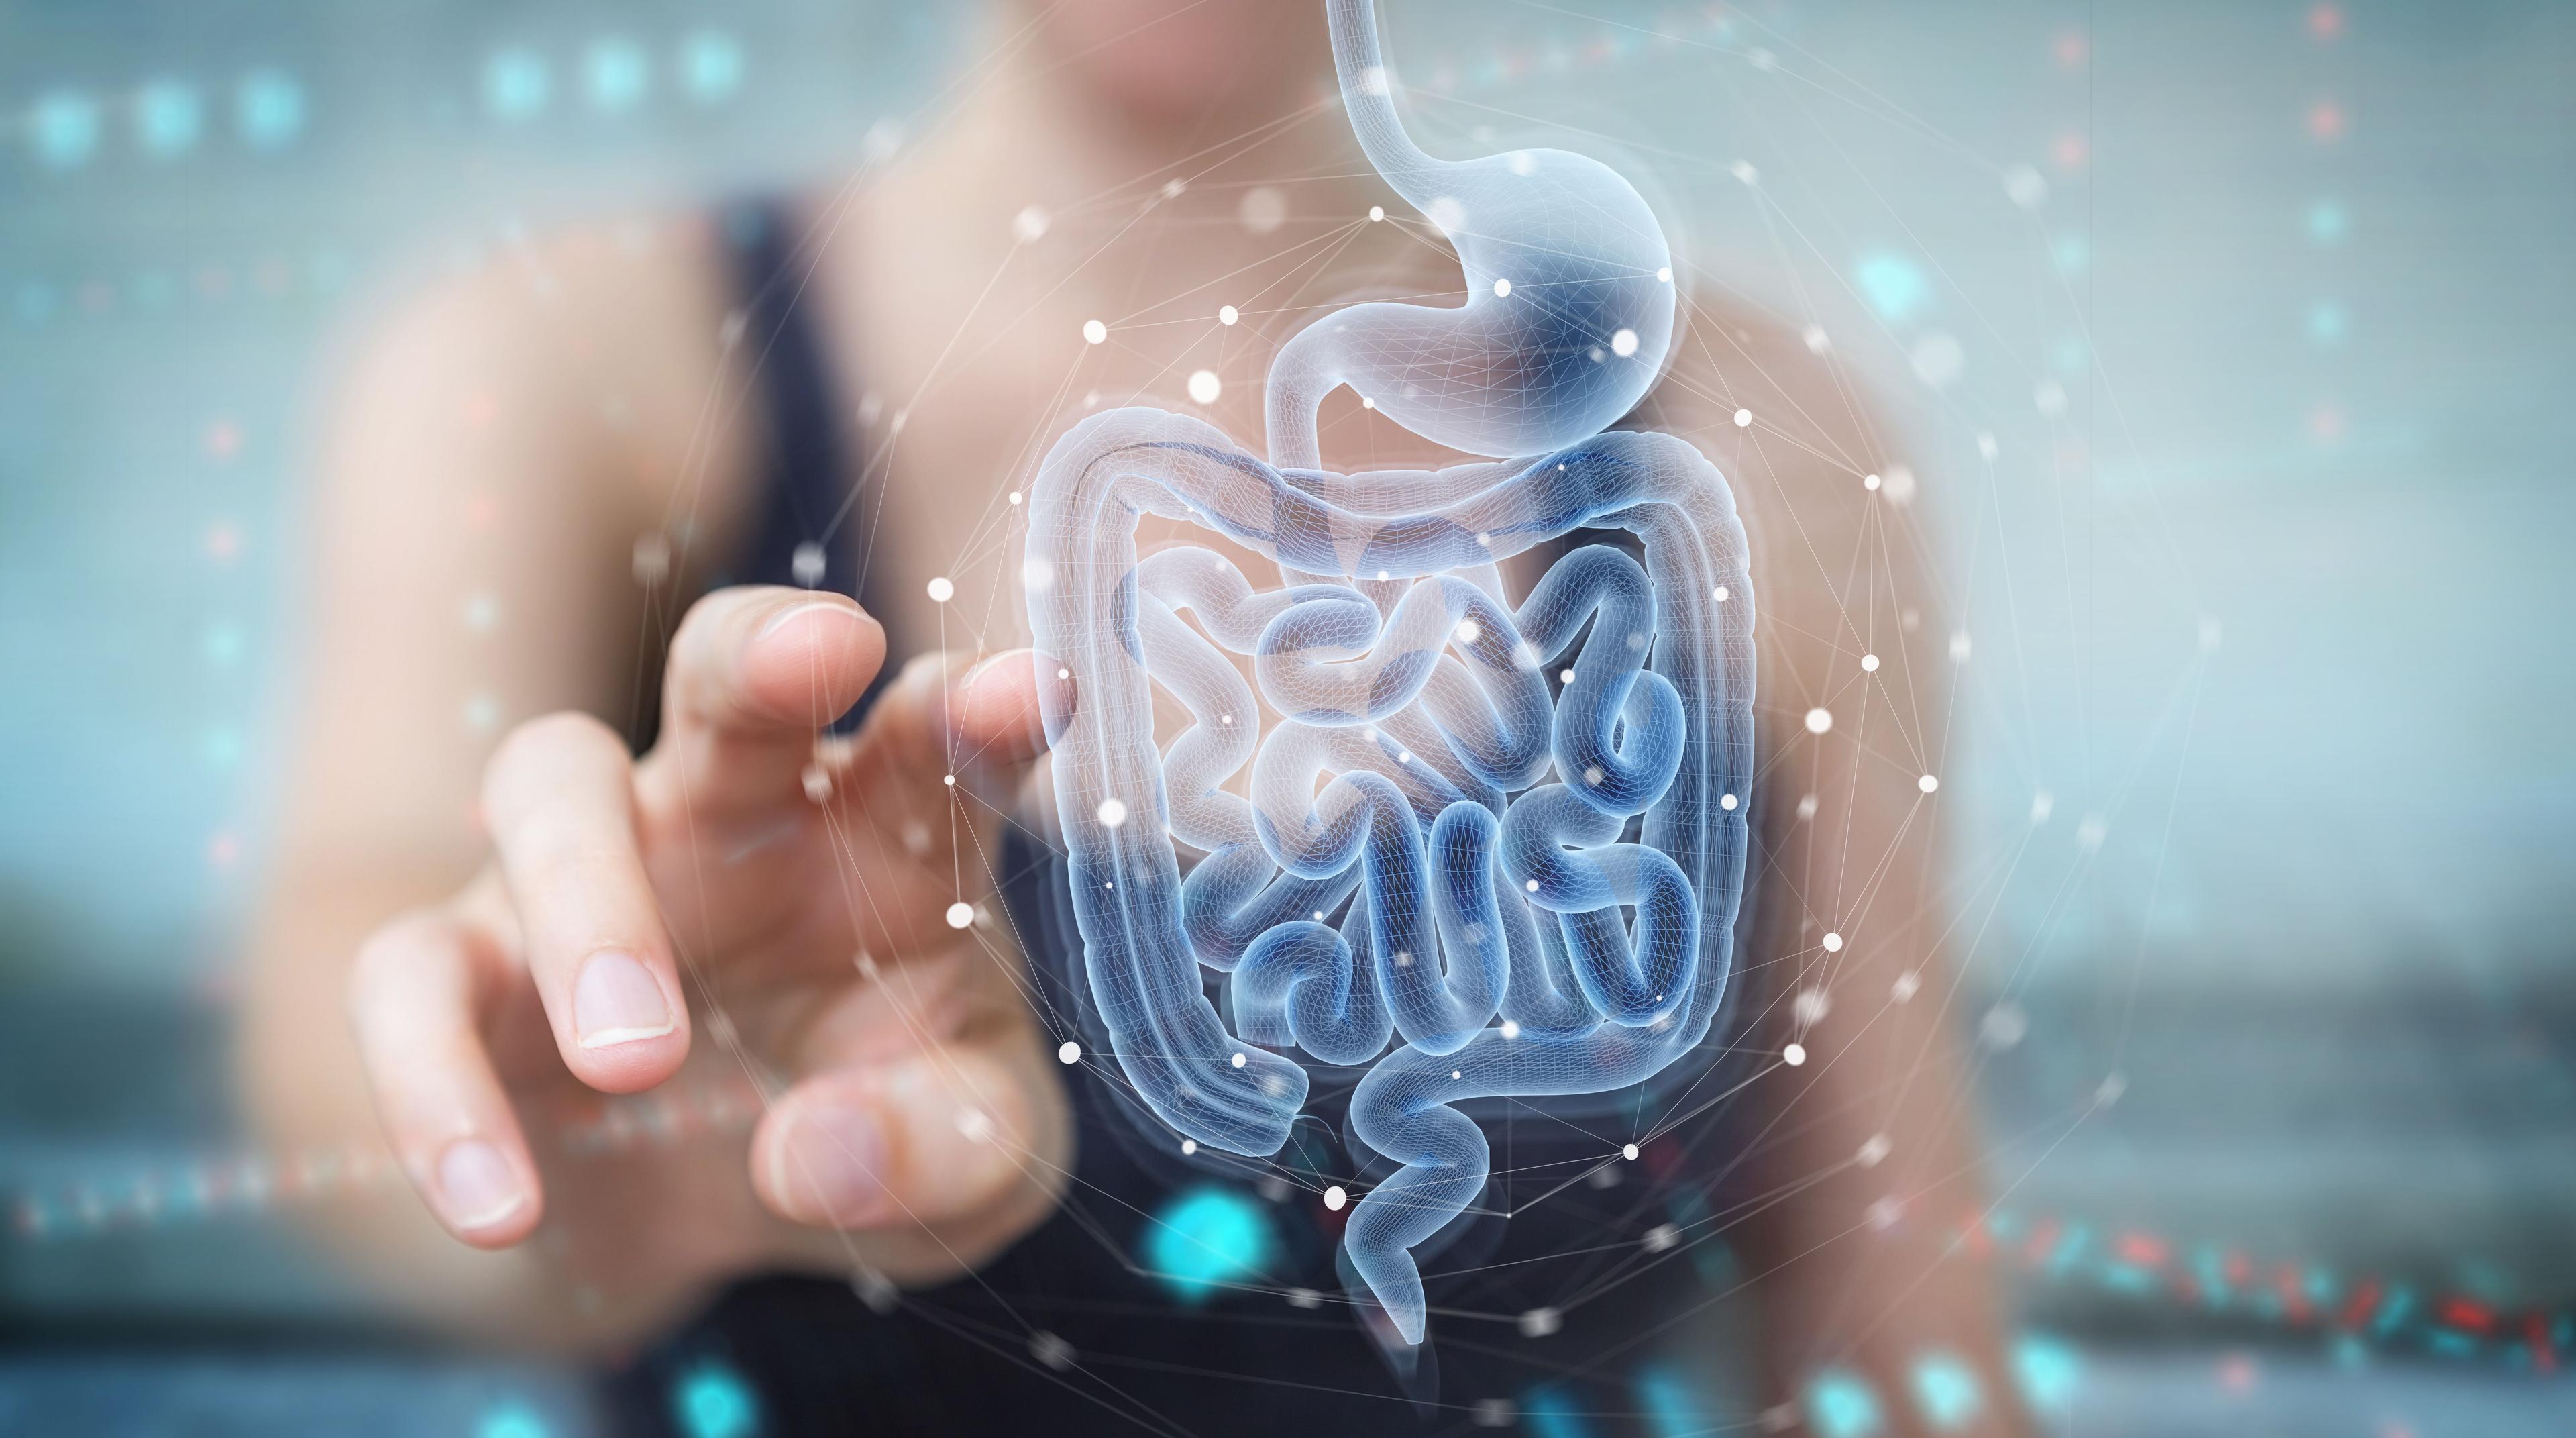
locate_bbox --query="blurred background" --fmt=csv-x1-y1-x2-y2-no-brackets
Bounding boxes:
3,0,2571,1433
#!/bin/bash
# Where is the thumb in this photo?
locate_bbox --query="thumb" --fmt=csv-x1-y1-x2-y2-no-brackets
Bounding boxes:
749,1023,1068,1234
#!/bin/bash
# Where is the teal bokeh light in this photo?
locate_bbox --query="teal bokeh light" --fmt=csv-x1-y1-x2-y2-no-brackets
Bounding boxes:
2013,1332,2082,1411
486,49,552,123
1854,253,1929,323
135,81,203,159
235,70,304,150
682,31,747,105
1143,1186,1275,1302
586,39,651,113
2308,199,2349,244
34,91,101,169
675,1359,759,1438
476,1404,551,1438
1803,1366,1883,1438
1907,1351,1984,1430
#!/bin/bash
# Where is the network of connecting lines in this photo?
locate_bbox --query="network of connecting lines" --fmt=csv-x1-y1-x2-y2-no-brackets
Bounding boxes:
1023,0,1755,1346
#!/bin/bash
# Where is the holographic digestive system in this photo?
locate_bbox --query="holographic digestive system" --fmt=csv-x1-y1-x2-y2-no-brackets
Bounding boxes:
1023,0,1754,1345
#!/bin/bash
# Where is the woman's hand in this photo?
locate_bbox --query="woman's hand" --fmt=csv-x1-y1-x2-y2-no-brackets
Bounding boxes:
343,584,1070,1296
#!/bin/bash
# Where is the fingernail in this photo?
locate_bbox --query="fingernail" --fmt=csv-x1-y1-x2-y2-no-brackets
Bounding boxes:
437,1138,526,1229
574,951,675,1049
758,599,869,642
773,1104,892,1223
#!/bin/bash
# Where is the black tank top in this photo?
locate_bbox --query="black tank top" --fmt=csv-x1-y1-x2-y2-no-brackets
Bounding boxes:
602,199,1754,1437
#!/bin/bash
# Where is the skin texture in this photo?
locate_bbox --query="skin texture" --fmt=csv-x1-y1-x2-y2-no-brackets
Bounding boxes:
244,2,2021,1429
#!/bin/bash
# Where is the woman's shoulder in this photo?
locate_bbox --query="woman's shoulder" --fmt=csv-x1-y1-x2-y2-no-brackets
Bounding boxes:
1635,291,1927,695
325,207,766,523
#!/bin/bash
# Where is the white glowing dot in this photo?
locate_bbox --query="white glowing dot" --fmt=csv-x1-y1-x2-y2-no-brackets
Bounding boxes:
1712,586,1729,603
1008,490,1023,505
1220,713,1234,725
1186,370,1222,405
1733,408,1753,427
1622,1143,1640,1161
1918,774,1940,794
1499,1019,1521,1039
1238,186,1287,235
1058,1041,1081,1064
1560,668,1576,684
1368,204,1385,222
1010,205,1050,243
1719,792,1738,811
1377,570,1391,582
943,773,956,786
1794,987,1832,1026
1611,327,1639,358
945,901,975,929
1858,1134,1891,1168
1324,1185,1348,1211
1822,932,1844,952
1360,395,1376,409
1057,667,1071,680
1804,707,1833,735
1493,278,1512,298
1096,797,1128,828
1452,1070,1462,1080
1081,319,1107,345
1782,1043,1807,1066
1583,765,1605,786
1525,878,1541,893
1656,266,1673,283
1454,619,1481,645
1729,158,1759,186
1181,1139,1197,1156
1892,970,1921,1003
1218,305,1239,326
1862,653,1880,672
1864,472,1882,492
926,575,955,603
1230,1051,1247,1068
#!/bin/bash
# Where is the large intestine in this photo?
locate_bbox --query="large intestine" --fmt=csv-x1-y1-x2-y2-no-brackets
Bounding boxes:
1020,0,1754,1346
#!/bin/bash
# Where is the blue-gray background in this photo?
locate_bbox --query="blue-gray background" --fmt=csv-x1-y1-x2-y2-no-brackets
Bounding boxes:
3,0,2571,1432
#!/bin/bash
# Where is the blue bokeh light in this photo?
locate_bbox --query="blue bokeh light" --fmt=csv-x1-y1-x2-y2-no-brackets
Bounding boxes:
1142,1186,1275,1302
